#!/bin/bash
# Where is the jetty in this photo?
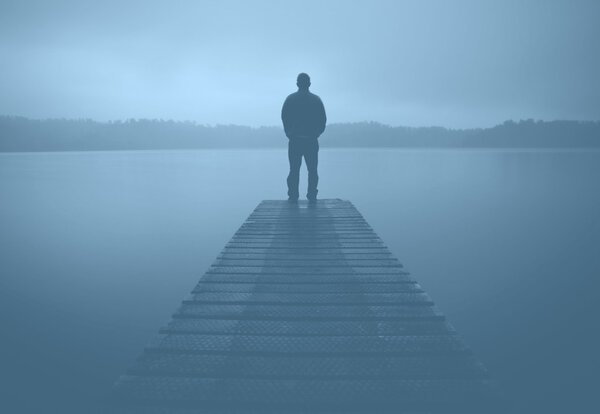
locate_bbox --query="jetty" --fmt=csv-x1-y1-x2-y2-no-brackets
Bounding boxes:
113,199,502,413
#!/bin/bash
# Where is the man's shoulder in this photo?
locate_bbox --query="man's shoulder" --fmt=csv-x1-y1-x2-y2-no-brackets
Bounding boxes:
299,91,323,101
284,91,323,106
285,91,303,100
306,91,324,106
283,92,299,105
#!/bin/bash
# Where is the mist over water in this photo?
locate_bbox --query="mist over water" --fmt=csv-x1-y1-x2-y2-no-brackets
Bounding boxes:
2,1,599,126
1,148,599,413
2,1,599,412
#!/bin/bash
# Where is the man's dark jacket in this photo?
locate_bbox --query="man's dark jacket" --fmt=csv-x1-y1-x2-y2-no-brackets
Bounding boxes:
281,90,326,140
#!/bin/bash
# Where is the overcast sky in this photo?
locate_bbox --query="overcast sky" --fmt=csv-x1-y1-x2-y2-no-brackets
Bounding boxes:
0,0,598,128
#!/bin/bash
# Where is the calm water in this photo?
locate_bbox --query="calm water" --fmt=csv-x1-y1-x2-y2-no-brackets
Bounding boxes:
1,148,599,413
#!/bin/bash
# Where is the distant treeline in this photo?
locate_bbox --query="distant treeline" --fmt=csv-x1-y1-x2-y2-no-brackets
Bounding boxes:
1,116,599,151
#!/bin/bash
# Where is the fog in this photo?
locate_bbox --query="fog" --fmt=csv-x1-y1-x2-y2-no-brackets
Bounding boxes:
1,2,599,413
1,149,599,413
1,0,599,127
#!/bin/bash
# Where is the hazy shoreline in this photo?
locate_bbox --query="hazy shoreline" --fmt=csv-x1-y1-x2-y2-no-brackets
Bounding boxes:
3,147,600,155
1,116,599,152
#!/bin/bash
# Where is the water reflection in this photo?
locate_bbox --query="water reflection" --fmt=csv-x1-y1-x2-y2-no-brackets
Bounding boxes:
0,149,598,413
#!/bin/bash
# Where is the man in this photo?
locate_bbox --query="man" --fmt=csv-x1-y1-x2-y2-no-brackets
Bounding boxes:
281,73,327,202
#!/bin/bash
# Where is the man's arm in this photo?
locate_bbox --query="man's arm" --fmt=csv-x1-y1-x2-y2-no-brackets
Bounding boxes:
316,97,326,137
281,96,292,139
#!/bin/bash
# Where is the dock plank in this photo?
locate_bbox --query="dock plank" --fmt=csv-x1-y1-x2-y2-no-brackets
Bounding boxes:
186,291,432,304
162,319,454,336
113,199,502,413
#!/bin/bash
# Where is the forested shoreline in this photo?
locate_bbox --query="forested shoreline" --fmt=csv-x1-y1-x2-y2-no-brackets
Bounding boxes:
1,116,598,151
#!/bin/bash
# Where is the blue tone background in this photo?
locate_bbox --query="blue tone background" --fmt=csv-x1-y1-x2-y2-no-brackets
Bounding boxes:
1,148,599,412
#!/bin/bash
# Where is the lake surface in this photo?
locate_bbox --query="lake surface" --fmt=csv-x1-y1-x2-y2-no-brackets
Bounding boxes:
1,148,599,413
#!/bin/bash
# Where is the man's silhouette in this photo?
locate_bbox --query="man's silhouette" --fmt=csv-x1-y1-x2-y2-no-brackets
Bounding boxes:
281,73,327,202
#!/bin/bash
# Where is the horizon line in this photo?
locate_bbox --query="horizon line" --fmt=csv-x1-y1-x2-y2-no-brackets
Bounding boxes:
1,114,599,131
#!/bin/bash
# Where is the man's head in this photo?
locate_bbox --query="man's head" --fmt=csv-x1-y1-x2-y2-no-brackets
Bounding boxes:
296,73,311,90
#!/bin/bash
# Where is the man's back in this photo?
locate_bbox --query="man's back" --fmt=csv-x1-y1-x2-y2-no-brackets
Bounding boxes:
282,72,325,202
281,90,326,140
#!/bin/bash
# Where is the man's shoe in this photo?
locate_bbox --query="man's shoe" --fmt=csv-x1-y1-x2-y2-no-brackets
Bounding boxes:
288,196,298,202
307,195,317,202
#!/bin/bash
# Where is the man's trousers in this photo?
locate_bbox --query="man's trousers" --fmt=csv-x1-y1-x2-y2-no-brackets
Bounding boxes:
287,139,319,200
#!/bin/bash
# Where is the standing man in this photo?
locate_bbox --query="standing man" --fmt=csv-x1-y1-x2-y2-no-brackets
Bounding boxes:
281,73,327,202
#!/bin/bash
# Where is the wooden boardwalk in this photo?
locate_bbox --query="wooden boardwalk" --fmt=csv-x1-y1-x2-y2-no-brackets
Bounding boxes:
113,199,502,413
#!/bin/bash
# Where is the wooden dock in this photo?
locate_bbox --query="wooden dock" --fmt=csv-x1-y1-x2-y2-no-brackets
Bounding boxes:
113,199,502,413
